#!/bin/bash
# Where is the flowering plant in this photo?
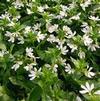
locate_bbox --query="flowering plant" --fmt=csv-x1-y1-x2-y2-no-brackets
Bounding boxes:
0,0,100,101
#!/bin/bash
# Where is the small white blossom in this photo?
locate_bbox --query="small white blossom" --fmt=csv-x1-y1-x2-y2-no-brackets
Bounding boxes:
12,0,24,9
83,34,93,46
33,23,41,31
70,13,81,20
26,47,34,58
68,3,76,11
88,44,100,51
57,45,68,55
56,10,67,19
29,68,41,80
43,4,49,9
11,61,23,71
7,0,10,2
32,0,36,2
47,35,59,43
80,0,91,11
0,12,10,21
89,16,100,21
0,50,7,57
60,5,68,12
46,24,58,33
25,26,31,33
60,11,67,17
45,64,51,69
63,26,76,38
67,43,77,52
5,31,19,43
0,51,4,57
80,82,94,94
59,58,66,66
7,21,15,27
85,66,95,78
65,64,74,74
17,36,24,44
76,96,82,101
81,22,92,34
24,63,36,71
78,51,85,59
38,6,44,13
36,31,46,42
53,64,58,73
27,8,33,14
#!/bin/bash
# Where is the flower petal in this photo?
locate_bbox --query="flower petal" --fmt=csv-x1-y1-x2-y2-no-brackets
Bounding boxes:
94,90,100,95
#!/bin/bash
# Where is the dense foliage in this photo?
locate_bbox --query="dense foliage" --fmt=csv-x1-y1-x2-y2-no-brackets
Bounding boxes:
0,0,100,101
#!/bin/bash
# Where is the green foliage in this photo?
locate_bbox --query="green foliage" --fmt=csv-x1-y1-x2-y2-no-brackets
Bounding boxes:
0,0,100,101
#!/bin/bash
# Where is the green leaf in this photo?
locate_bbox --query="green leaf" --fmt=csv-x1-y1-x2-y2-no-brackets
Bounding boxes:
0,43,6,50
28,84,42,101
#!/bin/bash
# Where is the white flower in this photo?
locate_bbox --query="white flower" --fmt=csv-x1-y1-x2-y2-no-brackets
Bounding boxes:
70,13,81,20
17,36,24,44
47,24,58,33
27,8,33,14
12,15,21,21
11,61,23,71
60,46,68,55
33,23,41,31
60,11,67,17
81,22,91,34
43,4,49,9
65,64,74,74
76,96,82,101
29,68,41,80
55,10,67,19
36,31,46,42
63,25,76,38
25,26,31,34
0,50,5,57
59,58,66,66
56,11,67,19
0,13,10,21
60,5,68,12
85,66,95,78
5,31,19,43
7,21,15,27
7,0,10,2
78,51,85,59
57,45,68,55
68,3,76,11
88,44,100,51
80,0,91,11
29,70,36,80
32,0,35,2
47,35,59,43
67,43,77,52
83,34,93,46
26,47,34,58
53,64,58,73
80,82,94,94
89,16,100,21
45,64,51,70
12,0,24,9
38,6,44,12
24,63,36,71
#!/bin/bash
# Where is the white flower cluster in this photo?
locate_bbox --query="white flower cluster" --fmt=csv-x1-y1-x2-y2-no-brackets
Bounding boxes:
0,0,100,100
